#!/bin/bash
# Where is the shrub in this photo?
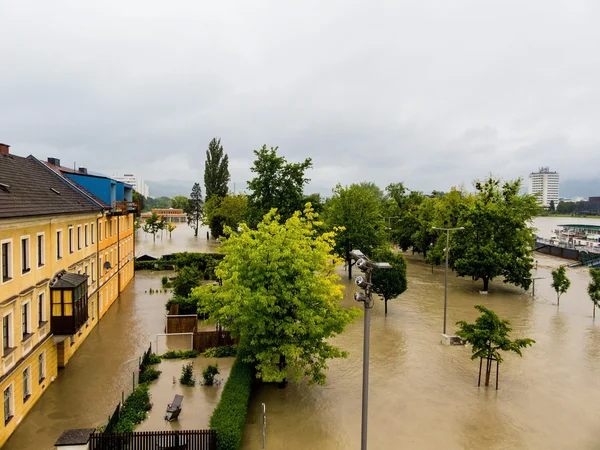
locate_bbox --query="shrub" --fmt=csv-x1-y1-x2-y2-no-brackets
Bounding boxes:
165,295,198,315
147,353,162,365
210,352,254,450
202,364,219,386
202,345,238,358
114,384,152,432
161,276,169,286
162,349,199,359
180,362,196,386
134,260,175,271
204,269,211,280
139,367,161,384
172,266,202,297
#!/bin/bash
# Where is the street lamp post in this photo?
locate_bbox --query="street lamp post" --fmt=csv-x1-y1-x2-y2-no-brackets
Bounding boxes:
350,250,392,450
432,227,464,335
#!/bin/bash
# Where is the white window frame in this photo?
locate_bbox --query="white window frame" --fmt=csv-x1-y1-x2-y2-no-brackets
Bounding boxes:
84,224,89,247
99,292,103,312
91,222,95,244
3,383,14,425
1,238,13,285
38,292,46,324
22,298,31,339
77,225,82,251
68,226,74,254
2,310,14,354
56,229,63,260
91,261,95,282
36,232,45,268
98,221,102,242
20,235,31,275
23,365,31,402
91,298,95,320
38,351,46,383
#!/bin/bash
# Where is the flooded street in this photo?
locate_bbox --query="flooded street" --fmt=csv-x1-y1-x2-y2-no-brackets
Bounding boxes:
241,253,600,450
135,224,219,256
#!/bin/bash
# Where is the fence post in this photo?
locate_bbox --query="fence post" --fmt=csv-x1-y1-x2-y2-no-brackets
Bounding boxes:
122,390,124,403
133,371,135,390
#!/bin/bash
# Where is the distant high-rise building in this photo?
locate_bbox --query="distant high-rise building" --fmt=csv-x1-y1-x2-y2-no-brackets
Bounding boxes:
113,173,150,198
528,167,559,207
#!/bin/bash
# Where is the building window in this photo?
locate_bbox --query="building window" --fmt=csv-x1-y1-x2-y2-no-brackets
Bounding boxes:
38,351,46,383
21,236,30,274
22,301,31,338
23,367,31,402
77,226,82,251
69,227,74,254
105,220,108,239
56,230,63,260
91,261,95,282
91,223,95,244
4,385,13,425
37,233,45,267
84,224,89,247
91,299,95,320
1,240,12,283
99,292,103,312
98,221,102,242
38,292,45,324
3,313,13,353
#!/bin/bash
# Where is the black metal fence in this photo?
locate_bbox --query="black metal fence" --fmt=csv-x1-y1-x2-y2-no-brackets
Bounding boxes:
89,430,216,450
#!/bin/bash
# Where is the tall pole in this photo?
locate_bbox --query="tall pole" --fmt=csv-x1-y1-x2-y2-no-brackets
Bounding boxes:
443,230,449,335
361,268,372,450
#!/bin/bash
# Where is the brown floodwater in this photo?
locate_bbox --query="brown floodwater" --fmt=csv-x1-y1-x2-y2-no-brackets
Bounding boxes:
241,253,600,450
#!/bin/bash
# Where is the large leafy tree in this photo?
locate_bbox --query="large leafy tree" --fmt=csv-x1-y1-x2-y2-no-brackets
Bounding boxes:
203,193,248,238
192,206,359,385
588,268,600,319
172,266,201,298
551,266,571,307
172,195,190,212
246,145,312,227
456,305,535,388
142,212,166,242
204,138,230,201
324,183,386,280
187,183,204,237
371,248,408,315
450,177,539,291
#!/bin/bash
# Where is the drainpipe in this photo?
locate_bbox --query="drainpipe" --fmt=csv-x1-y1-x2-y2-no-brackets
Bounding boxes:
117,213,121,293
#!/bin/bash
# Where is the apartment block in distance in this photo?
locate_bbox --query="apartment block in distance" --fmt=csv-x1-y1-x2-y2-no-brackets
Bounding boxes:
528,167,559,207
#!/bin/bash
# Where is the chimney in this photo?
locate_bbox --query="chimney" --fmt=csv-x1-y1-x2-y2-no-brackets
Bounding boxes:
0,143,9,155
47,157,61,166
78,167,88,174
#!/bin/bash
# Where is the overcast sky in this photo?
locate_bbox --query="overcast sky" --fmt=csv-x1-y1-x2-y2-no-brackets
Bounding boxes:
1,0,599,197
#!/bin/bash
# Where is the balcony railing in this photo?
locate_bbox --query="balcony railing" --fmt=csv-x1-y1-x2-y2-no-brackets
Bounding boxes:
112,201,139,213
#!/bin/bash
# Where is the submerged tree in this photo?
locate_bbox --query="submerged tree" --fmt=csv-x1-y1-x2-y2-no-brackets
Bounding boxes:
551,266,571,307
167,222,177,239
192,206,360,385
456,305,535,389
143,212,166,242
371,248,408,315
187,183,204,237
588,268,600,319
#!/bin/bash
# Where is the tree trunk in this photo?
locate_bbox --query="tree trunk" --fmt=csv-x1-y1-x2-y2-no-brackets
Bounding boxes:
594,305,596,320
482,277,489,292
557,294,560,307
385,299,388,315
348,256,353,280
194,219,199,236
278,354,287,388
153,232,156,243
485,357,492,387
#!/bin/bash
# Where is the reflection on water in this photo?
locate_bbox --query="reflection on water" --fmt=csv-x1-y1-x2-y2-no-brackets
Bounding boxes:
242,253,600,450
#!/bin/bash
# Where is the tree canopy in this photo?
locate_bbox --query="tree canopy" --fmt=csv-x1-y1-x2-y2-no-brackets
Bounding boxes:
551,266,571,307
172,195,190,212
142,212,166,242
203,193,248,238
204,138,230,201
588,268,600,319
324,183,386,279
187,183,204,237
371,248,408,315
192,206,359,385
456,305,535,387
172,266,201,298
246,145,312,228
450,177,539,291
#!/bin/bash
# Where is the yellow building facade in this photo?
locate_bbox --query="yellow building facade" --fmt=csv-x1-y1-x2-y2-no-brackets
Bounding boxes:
0,146,136,447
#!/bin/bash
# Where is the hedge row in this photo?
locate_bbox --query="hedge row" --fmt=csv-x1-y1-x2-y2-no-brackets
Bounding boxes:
210,352,254,450
134,260,176,271
135,252,224,272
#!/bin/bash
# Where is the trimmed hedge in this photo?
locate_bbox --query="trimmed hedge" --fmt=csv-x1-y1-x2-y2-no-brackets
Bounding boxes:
135,252,224,272
161,349,199,359
202,345,238,358
210,353,254,450
134,260,175,271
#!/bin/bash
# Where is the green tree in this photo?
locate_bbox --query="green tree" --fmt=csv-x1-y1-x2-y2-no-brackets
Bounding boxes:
132,190,144,215
551,266,571,307
325,183,386,280
450,177,539,291
142,212,166,242
371,248,408,315
172,195,190,212
549,199,556,212
588,268,600,319
187,183,204,237
246,145,312,227
204,138,230,201
456,305,535,387
556,201,576,215
173,266,201,298
192,206,359,385
203,193,249,238
167,222,177,238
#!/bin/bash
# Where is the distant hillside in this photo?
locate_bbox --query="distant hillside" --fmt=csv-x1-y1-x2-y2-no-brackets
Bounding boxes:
146,180,194,198
560,178,600,199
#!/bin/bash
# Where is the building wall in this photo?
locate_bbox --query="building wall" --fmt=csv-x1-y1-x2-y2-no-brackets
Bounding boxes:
528,170,559,207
